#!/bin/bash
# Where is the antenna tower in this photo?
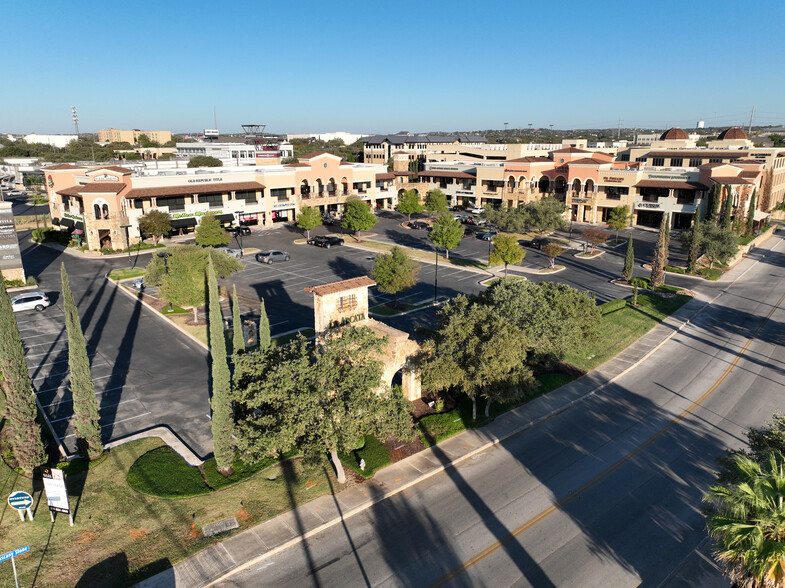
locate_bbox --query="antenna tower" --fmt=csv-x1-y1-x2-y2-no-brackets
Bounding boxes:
71,106,80,136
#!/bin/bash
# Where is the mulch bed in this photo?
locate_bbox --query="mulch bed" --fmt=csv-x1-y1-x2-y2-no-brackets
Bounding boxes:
383,437,427,462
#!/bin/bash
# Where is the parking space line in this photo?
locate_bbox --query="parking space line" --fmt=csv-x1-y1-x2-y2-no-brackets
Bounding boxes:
35,374,112,391
31,355,98,367
42,385,128,408
457,273,483,281
63,412,153,438
19,332,62,341
49,397,142,423
25,347,68,358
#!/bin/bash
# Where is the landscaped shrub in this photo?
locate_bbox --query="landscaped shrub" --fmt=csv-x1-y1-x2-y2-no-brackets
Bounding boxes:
202,454,283,490
599,298,627,315
25,275,37,286
699,267,722,281
665,265,686,274
630,277,651,289
338,435,392,479
126,446,210,498
4,279,24,288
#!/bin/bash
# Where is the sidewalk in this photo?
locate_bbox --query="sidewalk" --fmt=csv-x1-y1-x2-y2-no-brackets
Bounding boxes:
135,294,715,588
136,237,780,588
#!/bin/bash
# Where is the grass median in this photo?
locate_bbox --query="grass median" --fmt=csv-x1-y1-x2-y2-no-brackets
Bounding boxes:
346,239,492,270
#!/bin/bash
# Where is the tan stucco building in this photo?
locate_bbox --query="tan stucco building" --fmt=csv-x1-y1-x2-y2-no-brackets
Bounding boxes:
98,128,172,145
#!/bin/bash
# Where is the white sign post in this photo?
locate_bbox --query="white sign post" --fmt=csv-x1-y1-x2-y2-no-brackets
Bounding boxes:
0,546,29,588
41,467,72,526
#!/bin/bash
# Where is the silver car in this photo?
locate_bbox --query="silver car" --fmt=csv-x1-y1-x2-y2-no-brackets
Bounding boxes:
255,250,290,264
214,246,243,258
11,292,50,312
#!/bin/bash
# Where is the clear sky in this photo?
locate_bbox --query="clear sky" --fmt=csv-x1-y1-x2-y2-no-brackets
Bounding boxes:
3,0,784,136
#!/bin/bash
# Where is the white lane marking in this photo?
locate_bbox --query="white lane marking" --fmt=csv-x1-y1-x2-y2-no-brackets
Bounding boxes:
63,412,152,437
34,374,112,390
43,385,128,407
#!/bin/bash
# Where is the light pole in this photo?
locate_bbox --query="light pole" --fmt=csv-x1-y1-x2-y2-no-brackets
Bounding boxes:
433,246,439,302
120,224,132,268
235,211,244,257
157,251,173,313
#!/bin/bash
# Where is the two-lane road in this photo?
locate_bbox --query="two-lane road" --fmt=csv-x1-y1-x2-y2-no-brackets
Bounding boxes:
217,235,785,587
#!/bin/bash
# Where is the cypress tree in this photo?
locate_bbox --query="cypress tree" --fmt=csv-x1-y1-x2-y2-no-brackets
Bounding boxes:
746,189,757,236
258,297,271,350
232,285,244,354
207,257,234,474
61,263,103,459
650,214,669,288
622,235,634,282
722,184,733,229
0,277,45,473
687,219,702,274
709,184,721,223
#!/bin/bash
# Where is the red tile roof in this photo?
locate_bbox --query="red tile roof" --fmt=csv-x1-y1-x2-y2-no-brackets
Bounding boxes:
299,151,340,160
392,171,416,176
551,147,590,154
506,156,552,163
90,166,132,174
646,150,750,158
375,172,396,180
710,176,753,185
419,170,476,179
304,276,376,296
124,181,265,199
42,163,86,170
568,158,610,165
57,183,128,196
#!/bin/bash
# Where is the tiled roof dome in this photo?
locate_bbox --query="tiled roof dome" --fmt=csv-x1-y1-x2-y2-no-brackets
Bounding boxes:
659,127,689,140
717,127,748,140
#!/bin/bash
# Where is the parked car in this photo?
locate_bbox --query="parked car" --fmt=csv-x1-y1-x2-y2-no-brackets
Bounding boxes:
11,292,50,312
255,250,290,264
469,206,485,214
460,217,476,225
322,216,339,225
307,235,344,248
409,220,430,230
477,230,498,241
450,205,465,212
227,226,251,236
463,226,476,236
523,237,555,249
214,246,243,258
130,279,144,291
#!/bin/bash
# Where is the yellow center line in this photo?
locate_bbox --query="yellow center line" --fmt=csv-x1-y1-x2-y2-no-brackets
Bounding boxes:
430,290,785,587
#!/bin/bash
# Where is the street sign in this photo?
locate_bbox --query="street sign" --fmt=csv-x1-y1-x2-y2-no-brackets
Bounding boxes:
7,492,32,510
0,546,28,563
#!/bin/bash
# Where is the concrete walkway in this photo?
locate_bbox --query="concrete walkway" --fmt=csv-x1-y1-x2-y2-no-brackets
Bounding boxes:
135,240,778,588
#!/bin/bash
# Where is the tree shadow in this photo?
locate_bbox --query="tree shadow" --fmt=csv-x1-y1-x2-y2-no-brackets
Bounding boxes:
280,458,322,588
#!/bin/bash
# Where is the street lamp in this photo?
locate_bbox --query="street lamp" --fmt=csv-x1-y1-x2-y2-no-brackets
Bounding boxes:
433,246,439,302
157,251,173,313
235,211,244,257
120,224,132,269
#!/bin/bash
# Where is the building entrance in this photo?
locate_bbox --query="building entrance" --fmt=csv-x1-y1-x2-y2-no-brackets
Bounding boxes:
636,210,663,228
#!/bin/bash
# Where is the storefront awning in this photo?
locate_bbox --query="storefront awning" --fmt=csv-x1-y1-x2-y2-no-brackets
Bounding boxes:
60,218,75,229
753,210,769,221
635,180,708,190
51,217,60,226
170,218,198,228
74,221,84,230
214,213,234,223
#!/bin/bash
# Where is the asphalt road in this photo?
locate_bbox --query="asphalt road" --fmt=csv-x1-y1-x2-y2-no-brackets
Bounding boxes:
216,234,785,587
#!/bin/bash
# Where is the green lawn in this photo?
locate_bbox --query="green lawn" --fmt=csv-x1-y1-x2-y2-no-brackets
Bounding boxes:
417,372,575,447
272,328,315,345
108,267,145,281
347,239,492,270
0,438,342,588
337,435,392,478
564,293,691,371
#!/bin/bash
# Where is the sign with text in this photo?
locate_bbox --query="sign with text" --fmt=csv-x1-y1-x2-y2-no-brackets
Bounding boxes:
7,491,33,511
93,174,119,181
0,206,22,271
42,467,70,514
0,546,28,563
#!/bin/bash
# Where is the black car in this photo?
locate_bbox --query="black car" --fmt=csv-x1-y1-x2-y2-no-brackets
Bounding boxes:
477,230,498,241
523,237,554,249
322,216,339,225
307,235,344,248
228,226,251,236
409,221,429,230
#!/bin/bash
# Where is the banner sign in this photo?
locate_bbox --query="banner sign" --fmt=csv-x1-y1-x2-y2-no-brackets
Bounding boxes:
0,546,28,563
42,467,70,514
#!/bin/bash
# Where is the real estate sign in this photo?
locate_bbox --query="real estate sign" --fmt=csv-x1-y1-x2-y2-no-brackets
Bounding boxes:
41,467,70,514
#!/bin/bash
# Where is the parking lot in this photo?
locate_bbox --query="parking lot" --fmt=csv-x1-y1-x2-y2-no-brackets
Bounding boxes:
15,303,150,454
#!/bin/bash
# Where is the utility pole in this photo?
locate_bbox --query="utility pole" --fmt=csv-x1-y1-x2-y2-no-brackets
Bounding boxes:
71,106,80,137
617,118,622,139
748,106,755,134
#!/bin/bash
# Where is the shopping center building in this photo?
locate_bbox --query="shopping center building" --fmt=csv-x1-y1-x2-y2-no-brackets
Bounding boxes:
43,152,391,251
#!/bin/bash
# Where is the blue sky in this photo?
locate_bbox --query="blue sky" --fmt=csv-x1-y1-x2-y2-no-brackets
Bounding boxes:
3,1,784,135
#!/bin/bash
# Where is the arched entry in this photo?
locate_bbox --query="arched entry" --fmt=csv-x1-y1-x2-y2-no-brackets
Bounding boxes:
341,177,349,196
572,179,581,193
584,179,595,194
538,177,550,193
300,179,310,198
555,176,567,194
327,177,337,195
507,176,516,191
315,178,324,196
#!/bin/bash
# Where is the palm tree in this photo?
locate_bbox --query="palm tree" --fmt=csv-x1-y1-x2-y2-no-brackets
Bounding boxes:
703,451,785,587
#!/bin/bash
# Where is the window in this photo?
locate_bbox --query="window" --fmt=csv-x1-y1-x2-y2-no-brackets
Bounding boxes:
102,203,109,219
709,158,722,163
670,158,683,167
235,190,257,203
157,196,186,210
618,153,630,161
133,199,144,209
93,203,101,219
636,156,647,162
689,158,702,167
270,188,289,201
651,157,665,166
337,294,357,311
198,193,223,207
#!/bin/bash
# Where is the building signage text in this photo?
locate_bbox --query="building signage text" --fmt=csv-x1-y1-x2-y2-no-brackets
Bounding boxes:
329,312,367,330
635,202,661,209
273,203,294,209
171,210,223,219
93,174,119,181
649,173,692,181
187,177,225,184
600,176,625,184
63,212,84,221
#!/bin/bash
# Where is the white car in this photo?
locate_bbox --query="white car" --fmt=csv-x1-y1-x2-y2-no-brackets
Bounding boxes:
469,206,484,214
11,292,50,312
214,246,242,258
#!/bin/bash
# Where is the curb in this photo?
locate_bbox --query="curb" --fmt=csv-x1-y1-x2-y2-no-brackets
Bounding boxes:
344,240,494,277
108,275,209,352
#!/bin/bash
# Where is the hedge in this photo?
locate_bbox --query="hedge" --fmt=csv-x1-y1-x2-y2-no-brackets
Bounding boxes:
599,298,628,315
630,277,651,289
664,265,686,274
337,435,392,479
126,446,211,498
